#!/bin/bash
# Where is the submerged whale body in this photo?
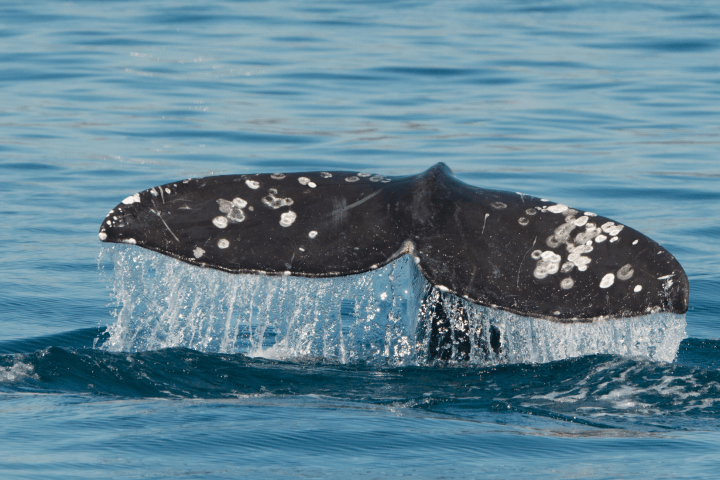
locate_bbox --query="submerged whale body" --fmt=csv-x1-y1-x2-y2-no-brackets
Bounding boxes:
99,163,688,325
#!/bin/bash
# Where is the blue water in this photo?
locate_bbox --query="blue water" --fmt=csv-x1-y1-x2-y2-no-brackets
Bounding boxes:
1,0,719,477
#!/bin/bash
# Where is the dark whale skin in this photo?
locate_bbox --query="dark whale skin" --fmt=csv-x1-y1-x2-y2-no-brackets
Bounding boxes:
99,163,688,322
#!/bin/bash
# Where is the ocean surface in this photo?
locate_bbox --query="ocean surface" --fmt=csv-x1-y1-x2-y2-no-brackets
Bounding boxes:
1,0,719,478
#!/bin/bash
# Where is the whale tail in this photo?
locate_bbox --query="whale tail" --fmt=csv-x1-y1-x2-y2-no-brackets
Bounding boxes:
99,163,688,322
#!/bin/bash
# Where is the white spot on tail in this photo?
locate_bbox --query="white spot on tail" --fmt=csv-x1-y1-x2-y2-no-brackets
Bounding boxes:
617,264,634,281
217,198,246,223
279,211,297,227
574,216,588,227
193,247,205,258
601,222,616,233
122,193,141,205
263,192,293,209
245,180,260,189
634,285,643,292
541,251,561,262
308,230,318,238
547,204,568,214
123,238,136,245
98,232,107,241
600,273,615,288
608,225,624,236
212,216,228,229
298,177,311,185
217,239,229,249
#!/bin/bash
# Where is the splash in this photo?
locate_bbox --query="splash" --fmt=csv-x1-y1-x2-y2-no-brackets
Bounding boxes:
98,245,686,365
0,358,38,383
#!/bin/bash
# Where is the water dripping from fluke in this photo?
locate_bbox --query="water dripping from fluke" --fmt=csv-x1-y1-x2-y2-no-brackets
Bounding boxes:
98,245,686,365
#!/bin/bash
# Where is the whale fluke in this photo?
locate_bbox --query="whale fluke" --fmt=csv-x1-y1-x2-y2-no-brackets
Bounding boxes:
99,163,688,321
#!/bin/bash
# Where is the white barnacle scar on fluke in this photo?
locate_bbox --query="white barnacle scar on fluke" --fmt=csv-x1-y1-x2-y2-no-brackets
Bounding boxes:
279,211,296,227
97,163,688,365
122,193,141,205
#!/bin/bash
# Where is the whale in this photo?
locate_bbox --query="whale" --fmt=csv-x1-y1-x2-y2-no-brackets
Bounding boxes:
98,163,688,323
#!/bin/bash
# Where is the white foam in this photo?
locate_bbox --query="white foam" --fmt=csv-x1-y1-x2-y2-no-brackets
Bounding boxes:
99,246,686,365
0,360,38,383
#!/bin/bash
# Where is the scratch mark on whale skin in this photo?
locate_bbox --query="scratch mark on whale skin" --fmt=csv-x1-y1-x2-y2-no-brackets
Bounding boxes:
150,201,179,243
329,190,382,228
481,213,490,235
333,189,381,215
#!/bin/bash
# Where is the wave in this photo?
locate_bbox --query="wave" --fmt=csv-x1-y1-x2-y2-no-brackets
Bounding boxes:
1,334,719,431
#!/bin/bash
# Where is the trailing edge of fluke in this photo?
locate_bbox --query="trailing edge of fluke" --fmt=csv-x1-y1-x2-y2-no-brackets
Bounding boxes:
99,163,689,322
